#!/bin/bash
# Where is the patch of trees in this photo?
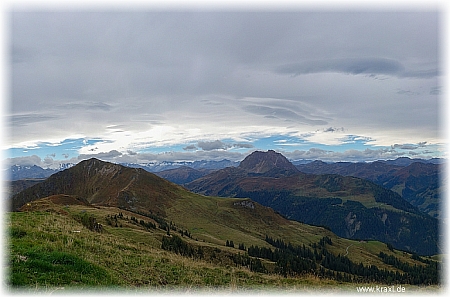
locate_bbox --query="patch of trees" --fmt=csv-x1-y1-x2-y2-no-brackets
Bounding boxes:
77,212,103,232
229,252,266,273
118,207,170,231
247,243,316,276
179,229,192,239
225,240,246,250
161,235,203,259
114,208,197,240
263,236,440,284
106,213,122,228
378,252,439,285
161,235,265,273
161,233,439,285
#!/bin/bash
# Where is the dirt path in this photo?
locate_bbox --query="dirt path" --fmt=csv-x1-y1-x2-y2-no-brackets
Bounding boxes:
344,244,353,257
344,241,364,257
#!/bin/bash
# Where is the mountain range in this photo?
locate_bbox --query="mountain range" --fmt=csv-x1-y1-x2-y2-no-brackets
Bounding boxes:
6,156,442,181
8,152,442,255
295,160,443,218
185,150,440,255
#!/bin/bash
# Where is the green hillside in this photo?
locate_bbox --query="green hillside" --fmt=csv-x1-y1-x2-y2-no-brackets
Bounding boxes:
8,199,441,292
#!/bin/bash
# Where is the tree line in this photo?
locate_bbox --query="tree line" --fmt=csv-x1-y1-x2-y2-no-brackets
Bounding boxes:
161,232,440,285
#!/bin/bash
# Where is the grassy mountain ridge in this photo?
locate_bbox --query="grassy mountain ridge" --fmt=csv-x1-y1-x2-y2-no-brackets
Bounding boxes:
11,158,187,216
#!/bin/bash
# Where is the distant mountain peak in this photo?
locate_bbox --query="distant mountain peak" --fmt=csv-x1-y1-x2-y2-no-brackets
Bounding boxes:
238,150,299,175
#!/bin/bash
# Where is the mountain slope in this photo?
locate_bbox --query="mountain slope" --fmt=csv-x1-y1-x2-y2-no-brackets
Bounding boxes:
153,166,211,184
186,151,439,255
11,158,184,216
7,178,46,198
11,158,336,247
296,161,443,218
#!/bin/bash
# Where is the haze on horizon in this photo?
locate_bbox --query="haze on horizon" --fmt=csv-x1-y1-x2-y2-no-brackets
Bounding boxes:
4,2,446,168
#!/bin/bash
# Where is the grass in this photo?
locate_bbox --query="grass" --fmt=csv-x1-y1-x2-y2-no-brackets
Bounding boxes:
5,209,339,291
6,200,442,292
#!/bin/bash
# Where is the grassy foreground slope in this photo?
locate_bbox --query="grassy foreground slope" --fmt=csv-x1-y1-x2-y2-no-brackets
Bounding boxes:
6,193,441,292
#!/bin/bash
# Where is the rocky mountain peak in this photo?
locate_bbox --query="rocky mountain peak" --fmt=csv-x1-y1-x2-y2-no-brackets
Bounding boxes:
238,150,299,175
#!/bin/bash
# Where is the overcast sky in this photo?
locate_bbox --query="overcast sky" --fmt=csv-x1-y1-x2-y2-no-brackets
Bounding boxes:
4,2,447,167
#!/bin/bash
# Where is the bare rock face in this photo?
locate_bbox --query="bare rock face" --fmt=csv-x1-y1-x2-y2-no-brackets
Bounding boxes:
233,200,255,209
344,212,361,237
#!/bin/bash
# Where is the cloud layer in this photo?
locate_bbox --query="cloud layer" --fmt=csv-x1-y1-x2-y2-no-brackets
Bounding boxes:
6,8,444,164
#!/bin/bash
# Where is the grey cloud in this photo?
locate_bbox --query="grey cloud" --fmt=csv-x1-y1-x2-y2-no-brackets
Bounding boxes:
57,101,114,111
420,150,435,155
9,113,59,127
183,145,197,151
233,143,254,149
401,69,440,79
190,141,253,151
6,155,80,169
197,140,230,151
397,89,420,96
243,105,327,125
323,127,345,133
430,86,441,95
8,11,441,159
43,156,55,166
418,142,427,147
5,155,43,167
100,150,247,164
78,150,122,160
127,150,137,155
391,143,426,150
284,147,403,163
276,58,405,77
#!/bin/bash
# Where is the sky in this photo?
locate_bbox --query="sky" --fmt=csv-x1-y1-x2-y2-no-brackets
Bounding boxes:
2,1,448,168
